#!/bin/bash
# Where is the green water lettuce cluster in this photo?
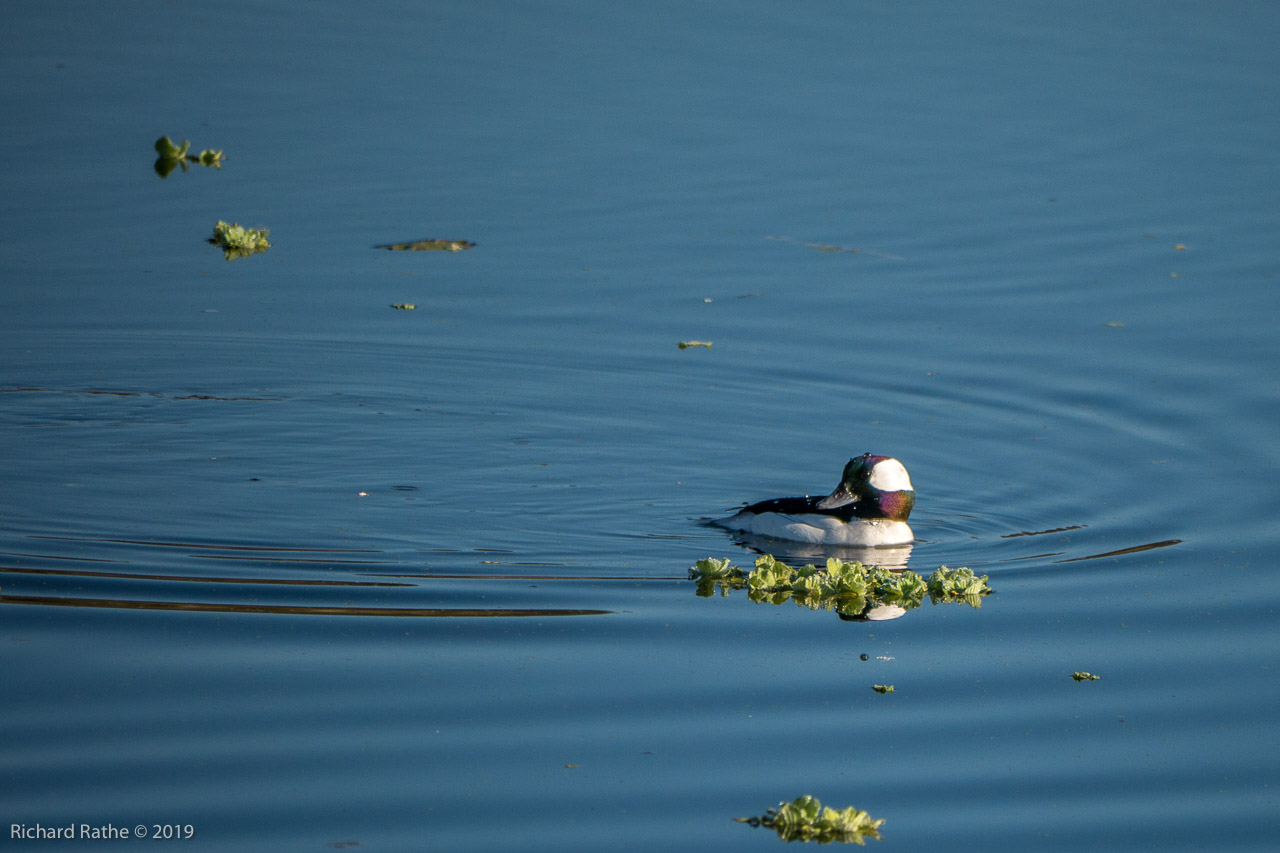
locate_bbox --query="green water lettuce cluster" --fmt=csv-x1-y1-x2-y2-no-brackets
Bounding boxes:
924,565,991,607
209,221,271,261
736,795,884,845
154,136,223,177
690,555,991,618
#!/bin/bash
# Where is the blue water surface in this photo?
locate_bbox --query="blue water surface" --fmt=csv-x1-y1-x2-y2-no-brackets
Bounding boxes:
1,1,1278,850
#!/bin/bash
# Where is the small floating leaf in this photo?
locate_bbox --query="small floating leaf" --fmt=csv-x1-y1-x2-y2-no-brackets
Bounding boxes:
153,137,224,178
677,340,713,349
872,684,894,694
197,149,223,168
390,303,416,310
153,136,192,178
209,220,271,261
1072,671,1101,681
737,795,884,845
376,239,476,252
154,136,191,160
688,557,745,597
691,556,739,579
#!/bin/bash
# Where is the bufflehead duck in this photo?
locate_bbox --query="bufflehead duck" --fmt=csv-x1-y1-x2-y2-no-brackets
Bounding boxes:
712,454,916,546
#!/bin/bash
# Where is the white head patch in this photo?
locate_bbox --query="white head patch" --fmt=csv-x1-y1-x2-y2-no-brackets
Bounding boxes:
868,458,913,492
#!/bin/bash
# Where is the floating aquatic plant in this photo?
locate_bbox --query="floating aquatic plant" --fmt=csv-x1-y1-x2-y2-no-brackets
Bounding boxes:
691,556,738,582
153,136,224,177
390,303,416,310
375,239,475,252
155,136,191,161
1072,671,1101,681
872,684,894,694
737,795,884,845
926,565,992,607
689,556,991,619
209,220,271,261
677,340,713,349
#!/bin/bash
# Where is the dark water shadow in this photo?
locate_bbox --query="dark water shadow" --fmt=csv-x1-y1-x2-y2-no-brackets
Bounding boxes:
1001,525,1088,538
0,594,609,618
1053,539,1182,563
2,387,281,401
29,535,379,553
0,565,412,587
5,536,620,618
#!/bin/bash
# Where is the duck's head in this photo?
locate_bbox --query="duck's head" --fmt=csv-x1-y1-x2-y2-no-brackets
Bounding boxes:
816,453,915,521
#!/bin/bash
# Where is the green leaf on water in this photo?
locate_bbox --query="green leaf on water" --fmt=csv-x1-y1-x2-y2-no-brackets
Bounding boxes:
872,684,894,694
209,220,271,261
197,149,223,168
1072,671,1101,681
154,136,191,160
154,136,224,177
688,557,745,597
737,795,885,844
375,239,476,252
691,557,739,579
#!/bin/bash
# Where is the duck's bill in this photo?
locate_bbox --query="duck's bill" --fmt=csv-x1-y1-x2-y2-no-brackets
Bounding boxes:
816,485,857,510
